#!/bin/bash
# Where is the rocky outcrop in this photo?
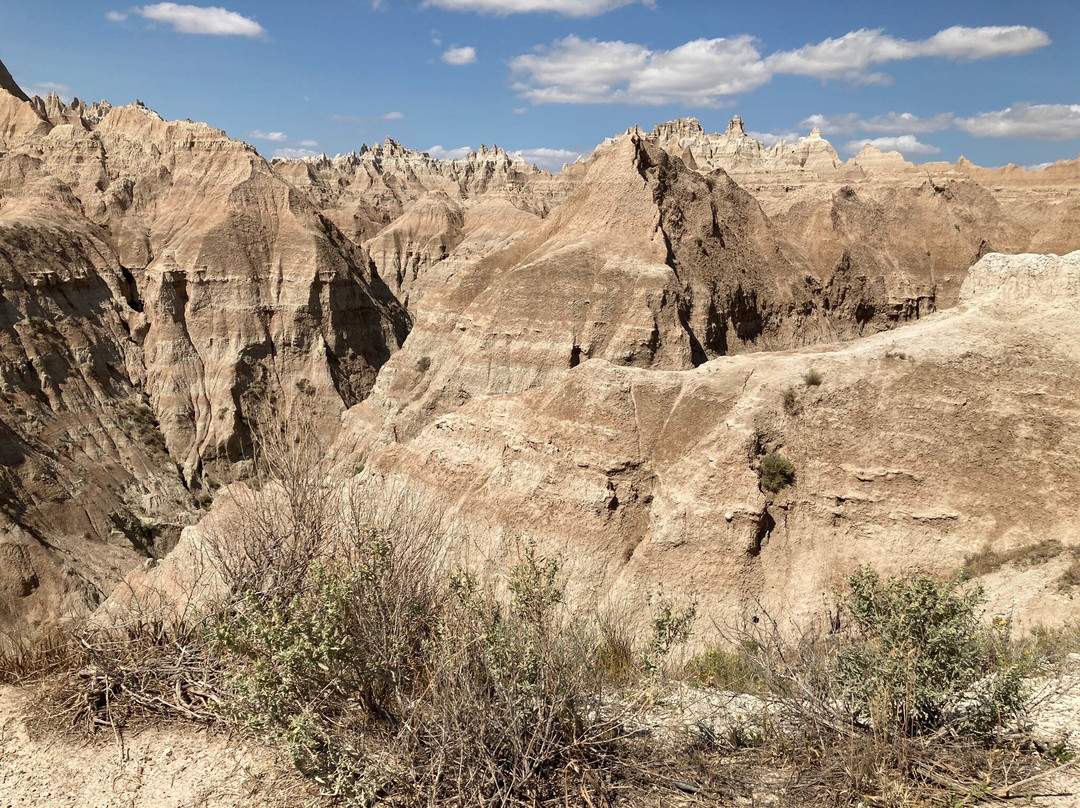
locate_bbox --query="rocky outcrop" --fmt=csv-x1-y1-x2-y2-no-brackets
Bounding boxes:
0,86,408,636
0,58,28,103
271,140,578,313
346,251,1080,631
650,116,842,176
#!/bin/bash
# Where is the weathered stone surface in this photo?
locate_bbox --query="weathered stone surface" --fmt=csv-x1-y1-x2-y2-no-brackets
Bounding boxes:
0,86,407,635
346,252,1080,632
4,76,1080,639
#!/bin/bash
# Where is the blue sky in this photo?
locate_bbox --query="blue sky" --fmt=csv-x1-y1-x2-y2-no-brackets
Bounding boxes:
2,0,1078,171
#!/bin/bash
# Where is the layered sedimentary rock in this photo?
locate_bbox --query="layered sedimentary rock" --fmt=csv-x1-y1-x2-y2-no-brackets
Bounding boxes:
346,251,1080,631
4,50,1080,637
0,67,408,634
271,141,578,312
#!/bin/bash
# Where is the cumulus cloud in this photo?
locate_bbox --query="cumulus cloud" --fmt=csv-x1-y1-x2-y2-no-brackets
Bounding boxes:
426,145,473,159
844,135,941,156
106,10,128,21
766,26,1048,84
801,111,955,136
248,130,288,142
423,0,651,16
919,25,1050,60
955,103,1080,140
511,35,769,105
511,25,1049,106
442,46,477,65
747,129,802,147
273,147,320,159
133,4,266,37
510,147,584,171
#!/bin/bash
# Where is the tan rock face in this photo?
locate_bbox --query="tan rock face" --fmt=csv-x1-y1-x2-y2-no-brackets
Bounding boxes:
3,66,1080,638
271,140,578,314
0,85,407,635
350,252,1080,632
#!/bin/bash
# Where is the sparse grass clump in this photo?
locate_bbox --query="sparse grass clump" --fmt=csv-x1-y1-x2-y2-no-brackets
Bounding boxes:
758,452,796,493
964,538,1071,577
781,387,799,415
416,355,432,373
803,368,823,386
685,641,762,692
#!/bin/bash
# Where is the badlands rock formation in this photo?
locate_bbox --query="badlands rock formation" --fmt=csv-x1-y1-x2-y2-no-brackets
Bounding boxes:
1,50,1079,637
272,140,577,312
347,250,1080,631
0,63,407,634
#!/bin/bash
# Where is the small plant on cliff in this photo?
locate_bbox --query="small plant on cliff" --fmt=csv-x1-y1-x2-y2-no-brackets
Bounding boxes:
416,356,432,373
781,387,799,415
758,453,796,493
803,368,823,386
641,598,696,674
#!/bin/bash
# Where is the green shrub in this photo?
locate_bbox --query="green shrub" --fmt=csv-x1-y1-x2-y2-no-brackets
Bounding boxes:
758,453,796,493
641,598,696,674
214,536,615,806
835,567,1029,739
685,641,762,692
416,356,432,373
781,387,799,415
803,368,823,386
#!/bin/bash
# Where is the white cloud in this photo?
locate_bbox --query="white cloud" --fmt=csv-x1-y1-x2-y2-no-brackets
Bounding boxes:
106,10,128,21
1023,162,1053,172
248,130,288,142
845,135,941,156
765,30,906,84
134,3,266,37
800,111,955,136
381,111,404,120
442,46,477,65
747,129,801,147
511,35,769,106
297,139,319,147
513,107,528,114
919,25,1050,60
273,147,320,159
511,25,1049,106
25,81,73,102
955,104,1080,140
766,26,1048,84
423,0,651,16
426,145,473,159
510,147,584,171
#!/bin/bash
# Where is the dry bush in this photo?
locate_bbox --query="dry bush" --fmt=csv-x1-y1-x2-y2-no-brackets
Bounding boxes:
703,569,1053,806
34,614,223,733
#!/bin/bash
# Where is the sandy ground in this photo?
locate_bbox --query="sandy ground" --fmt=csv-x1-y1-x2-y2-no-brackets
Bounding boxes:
0,687,324,808
1,659,1079,807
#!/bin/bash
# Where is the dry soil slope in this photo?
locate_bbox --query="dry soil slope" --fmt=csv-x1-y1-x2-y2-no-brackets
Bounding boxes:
351,251,1080,631
340,130,980,457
